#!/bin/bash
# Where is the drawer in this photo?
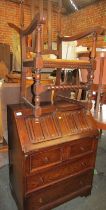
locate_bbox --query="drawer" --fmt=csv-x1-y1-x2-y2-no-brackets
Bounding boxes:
29,148,62,172
70,139,93,156
26,173,43,193
25,170,93,210
62,138,94,160
26,154,94,193
42,155,93,185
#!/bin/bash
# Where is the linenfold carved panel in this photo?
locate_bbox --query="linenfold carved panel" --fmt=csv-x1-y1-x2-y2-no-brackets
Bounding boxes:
25,110,93,144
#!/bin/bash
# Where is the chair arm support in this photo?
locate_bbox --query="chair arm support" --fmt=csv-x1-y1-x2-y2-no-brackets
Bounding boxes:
22,13,45,36
58,26,105,42
8,13,45,36
8,23,21,34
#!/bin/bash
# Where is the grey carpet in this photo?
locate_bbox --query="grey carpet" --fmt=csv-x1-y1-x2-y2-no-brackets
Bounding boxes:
0,132,106,210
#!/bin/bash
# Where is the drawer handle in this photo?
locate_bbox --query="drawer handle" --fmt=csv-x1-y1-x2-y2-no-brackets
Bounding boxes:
39,197,43,204
80,181,83,186
44,156,49,163
81,162,87,167
40,177,44,183
80,147,85,151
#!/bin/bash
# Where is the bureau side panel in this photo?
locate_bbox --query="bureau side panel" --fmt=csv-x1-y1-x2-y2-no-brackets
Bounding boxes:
7,105,25,210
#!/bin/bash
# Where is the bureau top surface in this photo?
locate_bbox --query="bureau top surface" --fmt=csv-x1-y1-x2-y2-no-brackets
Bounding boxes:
8,101,98,153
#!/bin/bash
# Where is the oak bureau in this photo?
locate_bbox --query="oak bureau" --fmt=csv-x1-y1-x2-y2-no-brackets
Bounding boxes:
7,12,103,210
7,102,98,210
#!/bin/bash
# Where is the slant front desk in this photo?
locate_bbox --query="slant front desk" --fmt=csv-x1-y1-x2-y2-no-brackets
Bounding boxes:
7,12,103,210
8,101,98,210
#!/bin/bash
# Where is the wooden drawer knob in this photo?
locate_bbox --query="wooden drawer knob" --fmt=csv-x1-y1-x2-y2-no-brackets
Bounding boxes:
39,197,43,204
80,147,85,151
80,181,83,186
44,156,49,163
40,177,44,183
81,162,87,167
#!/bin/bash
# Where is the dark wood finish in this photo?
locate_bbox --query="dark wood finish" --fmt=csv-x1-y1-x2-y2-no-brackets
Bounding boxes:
8,102,99,210
25,170,93,210
0,43,10,71
95,57,105,113
31,0,37,52
39,0,44,52
48,0,52,50
8,12,104,117
7,11,101,210
57,0,62,35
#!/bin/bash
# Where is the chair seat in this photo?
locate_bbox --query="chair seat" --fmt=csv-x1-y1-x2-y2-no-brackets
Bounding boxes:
23,58,91,69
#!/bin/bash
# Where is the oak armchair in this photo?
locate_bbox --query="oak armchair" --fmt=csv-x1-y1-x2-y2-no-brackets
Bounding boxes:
8,13,104,119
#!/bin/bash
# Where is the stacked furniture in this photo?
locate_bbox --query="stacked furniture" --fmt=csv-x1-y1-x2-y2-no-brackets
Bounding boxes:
8,13,103,210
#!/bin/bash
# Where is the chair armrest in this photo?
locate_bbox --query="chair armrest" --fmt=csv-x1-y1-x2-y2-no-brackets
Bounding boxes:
8,13,45,36
58,26,104,42
8,23,21,34
22,13,45,36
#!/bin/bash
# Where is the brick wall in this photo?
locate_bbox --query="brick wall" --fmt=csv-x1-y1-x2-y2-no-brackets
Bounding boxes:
62,0,106,36
0,0,106,45
0,0,106,57
0,0,31,70
0,0,31,49
0,0,60,50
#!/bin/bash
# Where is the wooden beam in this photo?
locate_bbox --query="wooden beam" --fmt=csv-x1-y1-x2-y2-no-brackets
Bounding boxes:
39,0,44,51
31,0,37,51
57,0,62,35
95,56,105,114
48,0,52,50
39,0,43,19
19,0,24,29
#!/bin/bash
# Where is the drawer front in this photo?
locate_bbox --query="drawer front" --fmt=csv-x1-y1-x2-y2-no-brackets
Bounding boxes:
25,170,93,210
70,138,93,156
26,174,43,193
26,154,94,193
62,138,94,160
29,148,62,172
